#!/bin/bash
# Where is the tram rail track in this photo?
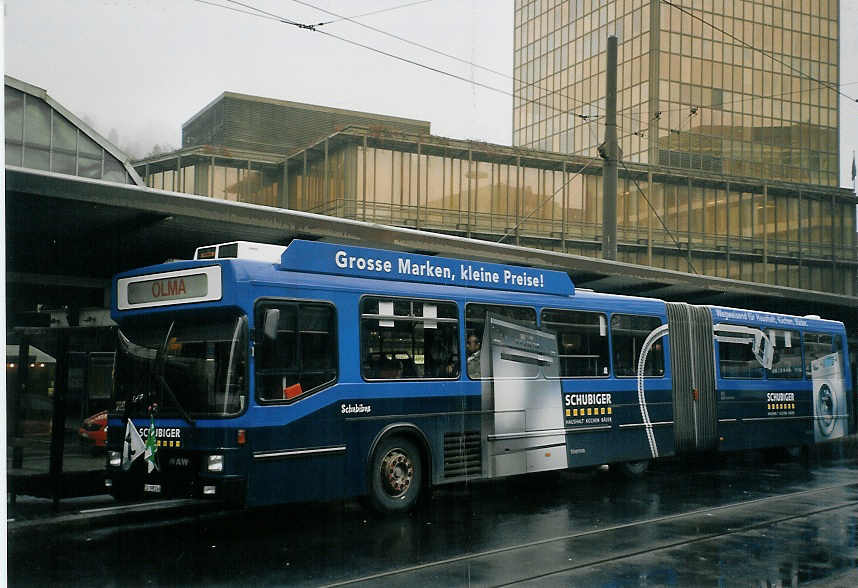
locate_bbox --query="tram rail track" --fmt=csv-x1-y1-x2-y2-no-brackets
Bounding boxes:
326,481,858,587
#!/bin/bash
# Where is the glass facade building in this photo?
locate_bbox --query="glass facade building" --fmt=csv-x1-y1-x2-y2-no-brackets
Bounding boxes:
141,131,857,298
137,145,284,207
279,129,855,295
513,0,839,186
507,0,853,294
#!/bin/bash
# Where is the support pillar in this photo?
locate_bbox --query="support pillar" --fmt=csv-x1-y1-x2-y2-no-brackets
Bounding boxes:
600,35,618,261
49,332,69,512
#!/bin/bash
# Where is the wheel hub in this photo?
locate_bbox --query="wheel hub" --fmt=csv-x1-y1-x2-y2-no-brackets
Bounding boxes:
381,449,413,497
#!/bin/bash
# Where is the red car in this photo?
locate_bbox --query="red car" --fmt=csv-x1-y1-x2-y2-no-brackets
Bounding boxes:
78,410,107,454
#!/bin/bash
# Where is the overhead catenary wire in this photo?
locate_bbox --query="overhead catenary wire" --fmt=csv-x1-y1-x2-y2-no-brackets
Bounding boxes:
194,0,854,168
287,0,858,133
618,71,858,140
626,76,857,132
211,0,528,106
617,78,853,156
619,159,699,275
496,148,702,268
283,0,601,120
555,2,858,136
317,28,587,119
662,0,858,106
206,0,857,146
669,105,699,138
192,0,282,22
222,0,598,122
497,158,595,245
313,0,437,27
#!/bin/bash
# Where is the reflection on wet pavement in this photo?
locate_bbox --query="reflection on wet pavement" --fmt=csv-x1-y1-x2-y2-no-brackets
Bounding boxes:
9,446,858,587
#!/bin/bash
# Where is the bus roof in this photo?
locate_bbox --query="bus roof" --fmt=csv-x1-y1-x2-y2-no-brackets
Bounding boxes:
708,305,843,332
277,240,575,297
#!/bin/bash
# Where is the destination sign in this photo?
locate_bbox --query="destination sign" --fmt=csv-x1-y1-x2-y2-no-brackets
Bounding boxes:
116,266,223,310
278,240,574,296
711,307,810,328
128,273,208,305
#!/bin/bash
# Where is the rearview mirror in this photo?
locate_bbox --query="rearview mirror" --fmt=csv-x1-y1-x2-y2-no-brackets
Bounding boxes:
263,309,280,341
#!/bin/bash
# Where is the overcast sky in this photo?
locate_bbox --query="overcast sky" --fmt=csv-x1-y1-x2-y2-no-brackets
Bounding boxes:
4,0,858,190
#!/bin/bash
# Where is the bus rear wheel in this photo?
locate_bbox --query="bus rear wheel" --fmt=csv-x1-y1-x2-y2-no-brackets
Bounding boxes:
369,437,423,513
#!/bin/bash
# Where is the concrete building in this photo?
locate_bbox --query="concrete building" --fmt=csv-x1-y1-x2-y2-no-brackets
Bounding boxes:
136,92,430,209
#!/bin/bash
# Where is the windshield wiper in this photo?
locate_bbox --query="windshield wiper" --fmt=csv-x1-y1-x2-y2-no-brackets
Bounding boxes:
154,321,196,428
155,373,196,427
155,321,174,368
117,330,152,417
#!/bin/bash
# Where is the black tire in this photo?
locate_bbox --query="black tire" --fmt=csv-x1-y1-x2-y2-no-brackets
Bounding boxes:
110,461,144,502
784,445,804,459
613,459,649,478
763,445,806,464
785,445,809,466
369,436,423,513
110,475,144,502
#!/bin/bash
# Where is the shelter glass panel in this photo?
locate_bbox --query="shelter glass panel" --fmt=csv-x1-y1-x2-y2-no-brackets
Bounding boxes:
77,133,102,179
5,86,24,144
51,114,77,175
102,154,126,183
23,96,51,171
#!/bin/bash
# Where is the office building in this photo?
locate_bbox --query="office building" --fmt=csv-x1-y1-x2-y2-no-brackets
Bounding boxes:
508,0,852,292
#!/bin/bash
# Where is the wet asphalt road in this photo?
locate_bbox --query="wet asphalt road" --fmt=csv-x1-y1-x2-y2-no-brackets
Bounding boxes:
8,446,858,587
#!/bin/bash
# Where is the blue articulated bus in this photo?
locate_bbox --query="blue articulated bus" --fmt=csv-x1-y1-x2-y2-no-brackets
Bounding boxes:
105,240,853,512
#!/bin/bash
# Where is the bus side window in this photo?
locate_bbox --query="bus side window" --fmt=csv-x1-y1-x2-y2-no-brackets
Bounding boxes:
465,303,536,379
766,329,802,379
718,329,764,379
540,309,609,377
360,297,459,380
804,332,842,379
255,301,337,402
610,314,664,377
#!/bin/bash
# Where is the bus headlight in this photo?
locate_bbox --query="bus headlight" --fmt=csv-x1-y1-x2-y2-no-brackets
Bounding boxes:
108,451,121,467
207,454,224,472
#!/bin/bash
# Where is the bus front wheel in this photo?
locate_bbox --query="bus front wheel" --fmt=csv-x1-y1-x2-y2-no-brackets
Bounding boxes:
369,437,423,513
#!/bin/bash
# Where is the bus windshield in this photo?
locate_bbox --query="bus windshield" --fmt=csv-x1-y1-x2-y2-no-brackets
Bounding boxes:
114,312,248,418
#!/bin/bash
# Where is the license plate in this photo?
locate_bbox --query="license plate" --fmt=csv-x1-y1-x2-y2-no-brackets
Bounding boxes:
143,483,162,493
